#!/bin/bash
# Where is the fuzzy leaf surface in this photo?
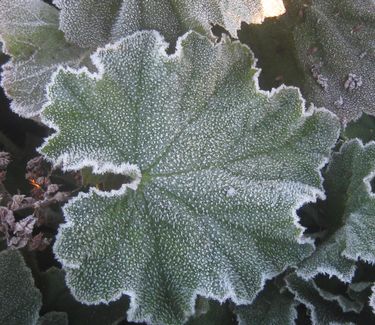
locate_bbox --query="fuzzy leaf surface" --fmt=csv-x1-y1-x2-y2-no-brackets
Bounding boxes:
40,31,339,324
294,0,375,123
297,140,375,282
54,0,285,46
0,249,42,325
371,285,375,314
235,280,297,325
0,0,87,117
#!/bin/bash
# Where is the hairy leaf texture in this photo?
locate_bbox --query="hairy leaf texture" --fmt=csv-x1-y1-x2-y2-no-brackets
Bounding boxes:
0,0,87,117
286,274,355,325
294,0,375,123
39,31,339,324
0,250,42,325
297,140,375,283
235,280,297,325
371,285,375,314
53,0,286,47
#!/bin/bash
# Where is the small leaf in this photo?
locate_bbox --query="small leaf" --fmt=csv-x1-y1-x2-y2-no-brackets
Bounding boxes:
344,113,375,143
347,282,373,309
40,31,339,324
293,0,375,123
286,274,355,325
235,280,297,325
314,280,363,313
0,249,42,325
297,140,375,282
54,0,286,46
0,0,88,117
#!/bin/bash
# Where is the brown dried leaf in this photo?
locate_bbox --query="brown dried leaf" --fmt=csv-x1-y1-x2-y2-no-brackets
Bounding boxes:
7,194,35,210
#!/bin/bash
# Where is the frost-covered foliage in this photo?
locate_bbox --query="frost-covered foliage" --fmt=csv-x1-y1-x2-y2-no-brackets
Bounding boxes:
297,140,375,282
39,31,339,324
0,0,86,117
294,0,375,123
286,274,356,325
0,0,375,324
54,0,285,46
0,249,42,325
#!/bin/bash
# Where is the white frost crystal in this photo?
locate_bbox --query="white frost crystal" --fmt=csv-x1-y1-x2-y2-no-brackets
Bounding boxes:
40,31,339,324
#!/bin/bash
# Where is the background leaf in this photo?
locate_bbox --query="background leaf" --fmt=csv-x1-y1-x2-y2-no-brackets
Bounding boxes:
286,274,355,325
0,0,88,117
54,0,286,46
297,140,375,282
235,279,297,325
293,0,375,124
0,249,42,325
37,311,68,325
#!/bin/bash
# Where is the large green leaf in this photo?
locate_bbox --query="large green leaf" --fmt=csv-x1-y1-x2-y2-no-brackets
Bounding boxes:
53,0,286,46
293,0,375,123
0,0,87,117
39,31,339,324
0,249,42,325
297,140,375,283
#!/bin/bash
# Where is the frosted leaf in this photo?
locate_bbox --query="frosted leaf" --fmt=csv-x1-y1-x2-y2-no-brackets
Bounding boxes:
235,281,297,325
0,249,42,325
346,282,373,312
0,0,87,117
286,274,355,325
297,140,375,282
314,281,363,313
54,0,285,46
40,31,339,324
371,285,375,314
294,0,375,123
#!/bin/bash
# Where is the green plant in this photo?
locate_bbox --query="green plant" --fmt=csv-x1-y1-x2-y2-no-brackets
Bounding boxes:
0,0,374,324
